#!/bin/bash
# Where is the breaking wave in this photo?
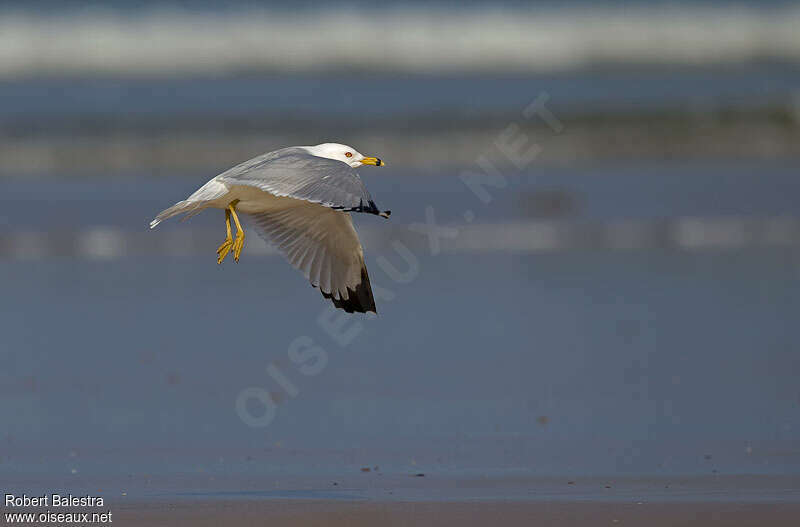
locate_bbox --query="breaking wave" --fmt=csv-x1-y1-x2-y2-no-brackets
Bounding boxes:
1,4,799,77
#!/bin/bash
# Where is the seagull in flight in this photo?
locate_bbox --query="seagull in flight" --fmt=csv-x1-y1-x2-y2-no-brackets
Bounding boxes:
150,143,390,314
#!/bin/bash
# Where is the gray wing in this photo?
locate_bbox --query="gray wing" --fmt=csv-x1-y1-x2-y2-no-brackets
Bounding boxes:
218,147,383,215
246,201,376,314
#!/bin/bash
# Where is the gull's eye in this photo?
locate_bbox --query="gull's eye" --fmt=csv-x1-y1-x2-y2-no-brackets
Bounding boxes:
345,152,353,158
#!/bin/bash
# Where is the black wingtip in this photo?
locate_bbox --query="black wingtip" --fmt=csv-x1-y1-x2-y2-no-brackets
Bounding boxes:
341,199,390,220
320,265,377,314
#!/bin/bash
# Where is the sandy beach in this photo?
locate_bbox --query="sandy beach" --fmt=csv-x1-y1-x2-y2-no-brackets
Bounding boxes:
114,500,800,526
6,474,798,526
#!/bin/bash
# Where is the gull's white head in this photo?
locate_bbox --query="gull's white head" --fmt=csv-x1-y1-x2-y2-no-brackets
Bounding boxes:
304,143,385,168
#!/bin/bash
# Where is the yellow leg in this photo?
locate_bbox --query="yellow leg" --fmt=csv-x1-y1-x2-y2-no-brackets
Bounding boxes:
216,209,233,264
229,201,245,262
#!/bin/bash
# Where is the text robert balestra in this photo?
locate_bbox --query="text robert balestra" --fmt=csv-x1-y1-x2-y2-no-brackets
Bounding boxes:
5,494,105,507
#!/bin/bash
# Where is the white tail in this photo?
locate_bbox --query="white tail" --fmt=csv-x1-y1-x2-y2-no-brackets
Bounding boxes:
149,200,201,229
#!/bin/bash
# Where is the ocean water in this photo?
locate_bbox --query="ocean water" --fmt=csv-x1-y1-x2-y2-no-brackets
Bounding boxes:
1,162,799,501
3,161,800,229
3,66,799,127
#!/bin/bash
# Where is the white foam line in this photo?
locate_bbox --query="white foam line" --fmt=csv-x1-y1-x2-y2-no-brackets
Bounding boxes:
2,217,800,261
1,6,799,77
77,226,127,260
442,218,800,253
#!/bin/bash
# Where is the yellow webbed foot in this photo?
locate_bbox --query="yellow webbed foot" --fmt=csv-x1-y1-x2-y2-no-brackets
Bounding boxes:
228,200,245,263
217,237,233,264
217,208,233,264
232,231,245,263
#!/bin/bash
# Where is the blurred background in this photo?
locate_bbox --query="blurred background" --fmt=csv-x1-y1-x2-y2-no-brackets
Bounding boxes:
2,0,800,500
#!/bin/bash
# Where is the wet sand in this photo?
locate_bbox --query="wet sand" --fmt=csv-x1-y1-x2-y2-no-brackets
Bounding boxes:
116,500,800,526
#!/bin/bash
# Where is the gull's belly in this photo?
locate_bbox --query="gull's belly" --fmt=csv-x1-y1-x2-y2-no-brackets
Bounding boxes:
222,184,295,214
